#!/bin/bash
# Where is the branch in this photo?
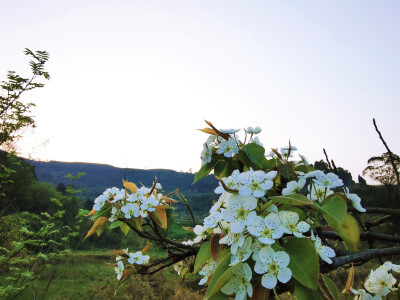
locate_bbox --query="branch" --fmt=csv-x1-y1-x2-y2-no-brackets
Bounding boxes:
321,231,400,243
327,246,400,270
120,218,199,252
373,118,400,190
348,207,400,217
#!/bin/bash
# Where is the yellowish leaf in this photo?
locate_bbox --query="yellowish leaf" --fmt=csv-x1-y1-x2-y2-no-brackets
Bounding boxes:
85,209,96,217
123,179,138,193
141,241,152,254
149,205,167,229
182,226,194,232
162,196,178,203
199,128,216,135
204,120,230,140
84,217,108,240
343,265,354,294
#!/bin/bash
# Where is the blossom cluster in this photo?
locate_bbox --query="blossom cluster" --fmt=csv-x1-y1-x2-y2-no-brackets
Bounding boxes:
92,183,164,220
351,261,400,299
114,249,150,280
91,183,165,281
185,125,366,299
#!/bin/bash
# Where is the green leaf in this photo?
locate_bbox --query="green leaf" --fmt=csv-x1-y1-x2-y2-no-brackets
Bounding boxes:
194,160,220,183
244,143,265,168
120,223,130,236
295,164,314,174
295,280,323,300
262,158,277,170
214,160,234,178
277,161,296,179
316,195,347,223
194,241,211,273
204,254,235,300
110,221,123,229
93,206,111,219
283,237,319,290
270,194,313,206
324,213,360,251
321,275,340,300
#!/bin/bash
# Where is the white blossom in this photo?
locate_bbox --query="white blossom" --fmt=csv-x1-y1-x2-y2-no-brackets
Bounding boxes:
279,211,310,238
219,225,246,255
246,126,262,134
198,259,217,285
121,203,140,219
314,172,343,189
345,188,366,212
307,184,333,202
128,251,149,265
311,232,335,264
140,195,159,212
221,263,253,300
115,260,124,280
282,179,306,195
364,267,397,297
220,128,240,134
254,248,292,289
247,213,285,244
230,237,252,266
237,169,276,198
217,137,239,158
222,194,257,233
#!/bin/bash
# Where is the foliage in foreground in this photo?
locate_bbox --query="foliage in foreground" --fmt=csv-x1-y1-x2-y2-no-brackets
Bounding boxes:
88,121,400,299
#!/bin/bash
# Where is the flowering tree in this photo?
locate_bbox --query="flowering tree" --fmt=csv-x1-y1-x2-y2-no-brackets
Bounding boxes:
87,121,400,299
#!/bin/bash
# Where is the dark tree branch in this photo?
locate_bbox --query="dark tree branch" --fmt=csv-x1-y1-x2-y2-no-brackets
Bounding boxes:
373,118,400,190
321,231,400,243
348,207,400,217
327,246,400,270
365,215,392,230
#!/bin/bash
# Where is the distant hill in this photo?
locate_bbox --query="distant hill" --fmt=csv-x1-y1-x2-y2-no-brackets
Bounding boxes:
27,159,218,217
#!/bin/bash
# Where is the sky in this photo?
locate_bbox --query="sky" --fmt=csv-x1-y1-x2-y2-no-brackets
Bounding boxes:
1,1,399,183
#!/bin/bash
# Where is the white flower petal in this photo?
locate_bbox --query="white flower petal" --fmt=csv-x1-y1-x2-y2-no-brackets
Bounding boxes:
278,267,292,283
262,273,277,289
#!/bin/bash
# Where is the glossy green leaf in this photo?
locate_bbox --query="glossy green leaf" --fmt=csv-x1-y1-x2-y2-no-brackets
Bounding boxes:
244,143,265,168
321,275,340,300
270,194,313,206
194,241,211,274
317,195,347,223
262,158,277,170
120,223,130,236
283,237,319,290
194,160,220,183
204,254,234,300
109,220,122,229
324,212,360,251
214,160,234,178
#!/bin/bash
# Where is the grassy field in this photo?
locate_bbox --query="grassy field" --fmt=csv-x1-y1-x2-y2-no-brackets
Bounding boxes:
14,249,204,300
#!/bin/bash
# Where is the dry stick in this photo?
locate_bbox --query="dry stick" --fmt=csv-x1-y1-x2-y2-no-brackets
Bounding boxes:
323,148,333,171
373,118,400,191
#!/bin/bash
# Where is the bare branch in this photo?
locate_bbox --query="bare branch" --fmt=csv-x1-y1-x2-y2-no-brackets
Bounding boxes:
328,246,400,270
373,118,400,190
348,207,400,217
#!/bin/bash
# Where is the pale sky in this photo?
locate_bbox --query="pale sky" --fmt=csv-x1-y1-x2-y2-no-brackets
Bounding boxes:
1,1,399,183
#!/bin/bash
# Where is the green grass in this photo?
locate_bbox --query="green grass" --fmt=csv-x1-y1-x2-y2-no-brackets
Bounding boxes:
11,249,204,300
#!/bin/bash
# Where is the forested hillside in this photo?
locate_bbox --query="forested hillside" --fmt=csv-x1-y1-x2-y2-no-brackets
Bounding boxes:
27,159,218,217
